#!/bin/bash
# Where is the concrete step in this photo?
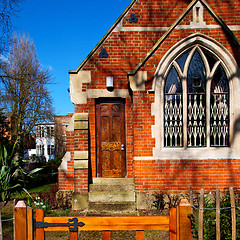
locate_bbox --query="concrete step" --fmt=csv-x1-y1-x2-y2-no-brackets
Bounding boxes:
89,191,135,203
87,209,137,216
89,184,135,192
88,178,136,216
92,178,134,185
88,202,136,212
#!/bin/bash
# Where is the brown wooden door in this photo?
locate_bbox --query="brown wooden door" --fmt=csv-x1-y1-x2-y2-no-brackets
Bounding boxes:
96,99,126,177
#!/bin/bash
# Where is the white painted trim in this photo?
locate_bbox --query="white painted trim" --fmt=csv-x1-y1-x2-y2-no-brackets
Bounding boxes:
59,152,71,171
115,25,240,32
134,148,239,160
86,89,130,99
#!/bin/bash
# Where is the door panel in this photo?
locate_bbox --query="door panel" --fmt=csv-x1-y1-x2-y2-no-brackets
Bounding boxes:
96,99,126,177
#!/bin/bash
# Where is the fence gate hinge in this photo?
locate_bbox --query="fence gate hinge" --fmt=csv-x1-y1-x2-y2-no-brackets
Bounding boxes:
34,217,85,232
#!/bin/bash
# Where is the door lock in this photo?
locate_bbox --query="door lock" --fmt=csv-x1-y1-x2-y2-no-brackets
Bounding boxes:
121,144,125,151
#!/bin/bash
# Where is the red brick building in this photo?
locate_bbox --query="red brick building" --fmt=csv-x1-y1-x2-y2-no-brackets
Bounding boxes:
58,0,240,211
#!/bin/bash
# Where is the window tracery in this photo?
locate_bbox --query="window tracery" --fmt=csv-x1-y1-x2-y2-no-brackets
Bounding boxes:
164,46,229,148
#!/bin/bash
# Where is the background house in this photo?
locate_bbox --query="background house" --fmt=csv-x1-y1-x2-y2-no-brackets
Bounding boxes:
54,113,74,157
36,122,55,162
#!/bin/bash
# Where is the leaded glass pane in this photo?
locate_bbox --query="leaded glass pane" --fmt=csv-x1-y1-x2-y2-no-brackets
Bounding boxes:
187,50,206,147
210,65,229,146
203,49,217,71
164,66,183,147
176,50,190,72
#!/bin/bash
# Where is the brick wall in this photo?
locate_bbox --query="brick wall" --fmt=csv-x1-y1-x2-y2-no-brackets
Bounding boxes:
59,0,240,194
134,159,240,192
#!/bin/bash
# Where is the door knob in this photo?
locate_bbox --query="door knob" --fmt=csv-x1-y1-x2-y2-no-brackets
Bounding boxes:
121,144,125,151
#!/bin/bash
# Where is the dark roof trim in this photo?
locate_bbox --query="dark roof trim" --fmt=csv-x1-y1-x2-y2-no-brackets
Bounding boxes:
128,0,240,76
69,0,137,74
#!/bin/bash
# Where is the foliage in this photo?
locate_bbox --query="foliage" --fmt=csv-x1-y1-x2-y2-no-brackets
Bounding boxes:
23,154,63,190
0,143,20,202
55,191,72,210
153,192,182,212
33,196,52,214
188,191,240,240
37,184,58,210
44,152,64,173
0,143,41,202
29,184,72,212
0,110,11,150
11,183,55,199
0,33,54,157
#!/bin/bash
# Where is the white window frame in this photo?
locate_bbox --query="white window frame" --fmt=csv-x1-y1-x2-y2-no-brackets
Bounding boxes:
151,33,240,160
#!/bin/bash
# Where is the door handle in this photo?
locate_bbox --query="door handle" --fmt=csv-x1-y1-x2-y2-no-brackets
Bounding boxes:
121,144,125,151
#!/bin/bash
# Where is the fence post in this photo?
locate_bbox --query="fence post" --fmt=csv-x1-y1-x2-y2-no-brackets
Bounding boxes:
102,231,111,240
198,189,204,240
13,199,16,240
169,207,177,240
36,209,45,240
136,230,145,240
176,199,191,240
189,187,193,214
229,187,236,240
69,231,78,240
14,200,33,240
216,189,221,240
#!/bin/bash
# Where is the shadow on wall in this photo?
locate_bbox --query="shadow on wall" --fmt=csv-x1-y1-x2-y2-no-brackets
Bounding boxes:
156,115,240,192
232,116,240,145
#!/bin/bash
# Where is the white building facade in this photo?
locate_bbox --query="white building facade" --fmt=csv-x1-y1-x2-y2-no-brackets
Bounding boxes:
36,122,55,162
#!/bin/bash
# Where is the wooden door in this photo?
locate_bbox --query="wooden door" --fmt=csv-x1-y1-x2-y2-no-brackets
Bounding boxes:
96,99,126,177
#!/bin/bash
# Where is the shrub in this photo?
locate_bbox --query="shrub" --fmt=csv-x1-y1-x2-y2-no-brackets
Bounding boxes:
33,197,52,214
153,192,184,212
24,153,64,189
0,143,41,202
188,191,240,239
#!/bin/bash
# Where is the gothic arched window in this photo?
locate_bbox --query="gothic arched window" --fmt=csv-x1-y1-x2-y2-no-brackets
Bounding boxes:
164,46,229,148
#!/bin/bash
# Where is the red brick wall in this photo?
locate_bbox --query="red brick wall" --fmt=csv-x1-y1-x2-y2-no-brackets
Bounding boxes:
58,116,89,193
59,0,240,194
58,151,74,192
134,159,240,192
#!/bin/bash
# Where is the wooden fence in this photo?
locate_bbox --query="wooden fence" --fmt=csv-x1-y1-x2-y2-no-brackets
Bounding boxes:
189,187,239,240
14,198,191,240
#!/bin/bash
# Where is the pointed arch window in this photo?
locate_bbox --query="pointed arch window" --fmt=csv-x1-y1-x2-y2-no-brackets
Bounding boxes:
210,65,229,146
164,66,183,147
164,46,229,148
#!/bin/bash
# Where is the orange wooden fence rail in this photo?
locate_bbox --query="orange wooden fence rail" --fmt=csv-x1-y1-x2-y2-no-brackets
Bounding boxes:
14,199,191,240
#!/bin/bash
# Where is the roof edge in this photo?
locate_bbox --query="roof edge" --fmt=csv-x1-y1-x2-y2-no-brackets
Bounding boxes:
200,0,240,46
128,0,198,75
69,0,137,74
128,0,240,76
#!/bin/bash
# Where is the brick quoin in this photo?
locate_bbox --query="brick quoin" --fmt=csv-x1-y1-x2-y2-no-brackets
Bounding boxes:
59,0,240,199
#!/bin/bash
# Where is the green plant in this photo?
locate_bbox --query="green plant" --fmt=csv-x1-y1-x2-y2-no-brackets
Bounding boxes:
0,143,42,203
33,196,52,214
153,192,182,212
23,153,63,190
188,191,240,240
189,196,216,240
38,184,59,209
0,143,20,202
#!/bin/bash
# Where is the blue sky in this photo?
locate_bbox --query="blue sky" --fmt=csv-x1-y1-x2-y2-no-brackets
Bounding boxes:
12,0,131,115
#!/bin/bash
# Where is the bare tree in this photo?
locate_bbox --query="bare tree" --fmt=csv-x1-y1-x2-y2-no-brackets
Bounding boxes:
0,0,23,54
0,34,54,156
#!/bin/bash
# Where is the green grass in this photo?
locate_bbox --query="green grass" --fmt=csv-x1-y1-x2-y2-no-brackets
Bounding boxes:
11,183,56,199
